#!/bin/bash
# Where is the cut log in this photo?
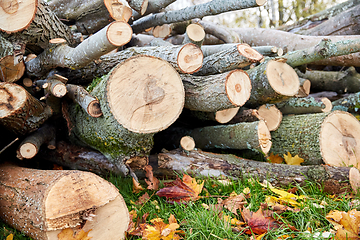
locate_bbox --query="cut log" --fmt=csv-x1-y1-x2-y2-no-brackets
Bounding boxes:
271,111,360,166
182,23,206,48
0,82,53,135
182,69,251,112
0,55,25,82
131,0,266,33
66,84,103,118
186,107,240,124
126,0,148,15
332,92,360,113
1,0,74,53
34,79,67,98
104,0,132,22
297,67,360,94
275,97,332,115
16,123,56,160
194,44,263,76
0,0,37,33
180,136,195,151
131,0,176,21
201,44,280,58
189,120,271,154
153,24,173,38
156,148,358,194
298,4,360,36
245,59,300,108
350,167,360,194
295,78,311,98
0,163,129,240
68,55,184,175
26,21,133,78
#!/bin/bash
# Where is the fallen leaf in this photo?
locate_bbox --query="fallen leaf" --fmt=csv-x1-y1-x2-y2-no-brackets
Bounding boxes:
6,234,13,240
156,174,204,203
222,192,247,215
283,152,304,165
267,153,284,164
134,192,150,205
58,229,92,240
144,165,160,190
142,215,182,240
326,209,360,239
132,177,144,193
244,208,281,235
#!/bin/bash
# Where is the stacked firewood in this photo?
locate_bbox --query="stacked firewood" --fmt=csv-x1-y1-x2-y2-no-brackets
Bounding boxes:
1,0,360,239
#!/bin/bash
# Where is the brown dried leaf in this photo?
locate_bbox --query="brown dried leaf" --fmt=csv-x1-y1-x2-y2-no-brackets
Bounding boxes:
132,177,144,193
156,174,204,203
326,209,360,239
242,208,281,235
58,229,92,240
222,193,247,215
144,165,160,190
267,152,284,164
135,192,150,205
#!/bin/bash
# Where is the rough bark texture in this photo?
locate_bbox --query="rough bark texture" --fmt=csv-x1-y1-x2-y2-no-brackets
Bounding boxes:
194,19,241,44
275,97,327,115
131,0,176,20
1,0,74,53
131,0,265,33
157,149,355,194
332,92,360,113
0,163,129,240
296,67,360,94
181,70,251,112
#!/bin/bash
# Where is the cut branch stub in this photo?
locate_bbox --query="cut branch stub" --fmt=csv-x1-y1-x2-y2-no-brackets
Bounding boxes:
104,0,132,22
0,82,52,135
0,0,37,33
257,104,282,131
0,55,25,82
182,23,206,48
107,21,133,46
177,43,203,74
215,107,240,123
180,136,195,151
107,55,184,133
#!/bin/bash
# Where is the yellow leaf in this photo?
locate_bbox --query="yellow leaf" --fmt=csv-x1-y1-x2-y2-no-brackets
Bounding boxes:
283,152,304,165
58,229,92,240
267,153,284,164
6,234,13,240
326,209,360,238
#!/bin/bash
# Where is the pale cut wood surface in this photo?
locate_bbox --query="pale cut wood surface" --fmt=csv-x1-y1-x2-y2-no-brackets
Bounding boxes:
180,136,195,151
215,107,240,123
0,55,25,82
266,60,299,96
257,104,282,131
107,55,184,133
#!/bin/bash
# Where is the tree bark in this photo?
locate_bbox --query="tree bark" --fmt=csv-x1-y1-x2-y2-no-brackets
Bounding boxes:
194,44,263,76
188,107,240,124
332,92,360,113
275,97,331,115
182,23,206,48
194,19,241,44
271,111,360,166
131,0,176,21
26,21,133,78
201,44,280,58
0,82,53,135
157,149,358,194
181,69,251,112
0,163,129,240
244,59,300,108
68,55,184,175
131,0,266,33
189,120,271,154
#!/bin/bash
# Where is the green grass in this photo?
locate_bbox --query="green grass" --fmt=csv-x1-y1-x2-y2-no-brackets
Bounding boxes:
1,174,359,240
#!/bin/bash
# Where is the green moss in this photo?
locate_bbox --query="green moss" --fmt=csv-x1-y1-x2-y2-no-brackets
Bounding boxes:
86,74,108,93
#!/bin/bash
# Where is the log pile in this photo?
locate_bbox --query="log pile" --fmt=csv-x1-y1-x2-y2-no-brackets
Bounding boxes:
1,0,360,238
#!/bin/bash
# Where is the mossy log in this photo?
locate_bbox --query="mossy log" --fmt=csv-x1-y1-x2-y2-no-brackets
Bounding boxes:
157,148,360,194
189,120,271,154
194,44,263,76
271,111,360,167
275,97,332,115
0,163,129,240
0,82,53,135
68,55,184,175
245,59,300,108
332,92,360,113
181,69,251,112
297,67,360,94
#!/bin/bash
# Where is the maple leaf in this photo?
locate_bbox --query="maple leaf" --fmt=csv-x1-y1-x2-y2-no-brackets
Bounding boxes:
326,209,360,239
142,215,182,240
242,208,281,235
144,165,160,190
267,153,284,164
222,192,247,215
283,152,304,165
58,228,92,240
132,177,144,193
156,174,204,203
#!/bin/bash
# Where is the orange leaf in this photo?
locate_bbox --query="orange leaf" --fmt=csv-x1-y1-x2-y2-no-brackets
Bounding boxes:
243,208,280,235
156,174,204,203
222,193,247,215
267,153,284,164
283,152,304,165
144,165,160,190
142,216,182,240
58,229,92,240
132,177,144,193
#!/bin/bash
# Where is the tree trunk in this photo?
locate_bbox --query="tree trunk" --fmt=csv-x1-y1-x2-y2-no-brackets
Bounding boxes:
271,111,360,166
245,59,300,108
0,163,129,240
296,67,360,94
194,44,263,76
0,82,53,135
181,69,251,112
189,120,271,154
26,21,133,78
68,55,184,175
131,0,266,33
156,149,359,194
